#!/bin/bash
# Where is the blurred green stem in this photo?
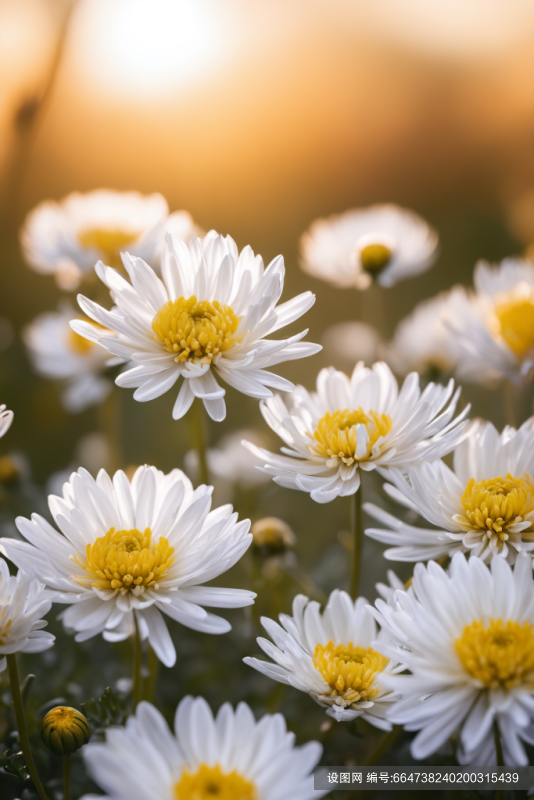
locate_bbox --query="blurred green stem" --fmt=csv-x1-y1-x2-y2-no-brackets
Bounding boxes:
365,725,402,765
143,645,159,704
63,754,71,800
132,615,143,712
494,720,505,800
494,720,504,766
6,654,49,800
504,380,516,428
98,390,121,473
350,487,362,599
190,399,209,486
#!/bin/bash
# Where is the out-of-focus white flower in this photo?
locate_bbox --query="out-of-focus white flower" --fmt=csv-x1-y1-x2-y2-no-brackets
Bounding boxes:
185,429,272,488
366,418,534,564
0,405,13,439
0,466,254,668
71,231,320,422
0,556,55,673
23,304,116,413
300,204,438,290
322,321,382,368
370,553,534,765
82,696,326,800
447,259,534,385
244,362,468,503
244,590,400,728
20,190,201,290
385,289,462,377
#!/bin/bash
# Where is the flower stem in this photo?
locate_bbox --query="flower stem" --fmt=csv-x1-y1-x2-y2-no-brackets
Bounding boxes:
6,654,49,800
191,399,209,486
132,614,143,712
143,645,159,704
494,719,504,766
365,725,402,765
494,720,505,800
350,487,363,600
63,754,71,800
504,380,517,428
98,390,121,473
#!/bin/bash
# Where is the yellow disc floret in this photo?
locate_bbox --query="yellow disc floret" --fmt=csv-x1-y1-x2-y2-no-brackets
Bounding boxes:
314,640,389,705
152,296,241,365
77,228,139,269
73,527,174,595
174,764,257,800
309,408,392,465
455,618,534,690
493,284,534,357
458,474,534,543
360,243,392,275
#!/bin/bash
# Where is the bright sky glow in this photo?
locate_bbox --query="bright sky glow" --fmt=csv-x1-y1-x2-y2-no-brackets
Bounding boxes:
71,0,226,99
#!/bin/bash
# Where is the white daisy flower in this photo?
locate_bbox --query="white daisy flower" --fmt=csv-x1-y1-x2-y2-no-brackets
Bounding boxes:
185,429,272,488
0,556,55,673
0,466,254,668
82,696,326,800
370,553,534,765
244,590,400,728
244,362,468,503
384,288,462,377
70,230,320,422
23,303,116,413
0,405,13,439
300,204,438,290
365,418,534,564
20,190,200,291
447,258,534,385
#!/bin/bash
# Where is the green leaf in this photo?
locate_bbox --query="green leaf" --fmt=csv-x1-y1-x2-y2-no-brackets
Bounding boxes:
82,686,128,733
1,748,31,781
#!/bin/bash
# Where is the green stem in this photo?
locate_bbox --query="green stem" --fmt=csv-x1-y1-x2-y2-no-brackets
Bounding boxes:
143,645,159,704
494,720,505,800
504,380,516,428
494,719,504,766
63,754,71,800
190,399,209,486
6,654,49,800
350,487,363,600
365,725,402,765
98,390,121,473
132,614,143,712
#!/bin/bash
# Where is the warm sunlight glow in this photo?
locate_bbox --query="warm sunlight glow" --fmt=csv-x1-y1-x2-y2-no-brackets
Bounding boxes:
72,0,226,99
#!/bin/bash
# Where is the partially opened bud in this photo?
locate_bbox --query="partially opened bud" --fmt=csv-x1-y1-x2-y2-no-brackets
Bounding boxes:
251,517,296,554
41,707,90,756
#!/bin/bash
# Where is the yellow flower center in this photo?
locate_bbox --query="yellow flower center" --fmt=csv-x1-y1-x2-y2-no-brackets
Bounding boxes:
494,285,534,356
313,640,389,704
152,296,241,365
309,408,392,465
455,618,534,690
77,228,139,269
174,764,257,800
459,474,534,541
72,527,174,595
360,243,392,275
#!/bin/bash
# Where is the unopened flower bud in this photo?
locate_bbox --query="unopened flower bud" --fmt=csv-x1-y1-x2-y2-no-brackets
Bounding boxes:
41,707,90,756
251,517,296,554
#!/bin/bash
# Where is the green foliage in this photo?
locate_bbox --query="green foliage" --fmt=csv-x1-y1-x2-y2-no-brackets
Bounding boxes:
82,686,128,738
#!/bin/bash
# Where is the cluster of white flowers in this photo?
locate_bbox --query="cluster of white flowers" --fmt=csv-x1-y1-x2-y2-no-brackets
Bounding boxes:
4,189,534,799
